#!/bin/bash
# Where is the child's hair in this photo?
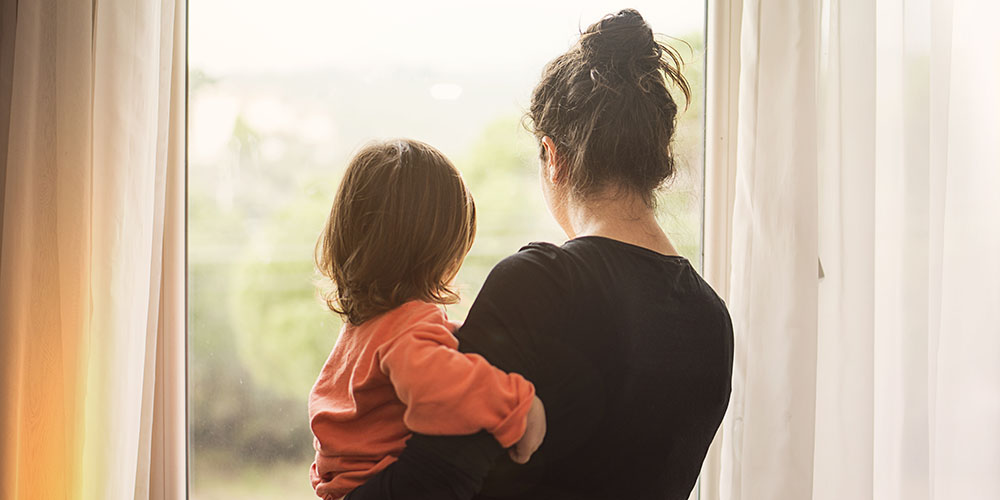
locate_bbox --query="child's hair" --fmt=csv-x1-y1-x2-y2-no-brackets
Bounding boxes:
315,139,476,325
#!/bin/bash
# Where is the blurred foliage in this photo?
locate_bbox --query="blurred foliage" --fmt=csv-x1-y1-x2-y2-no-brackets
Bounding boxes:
450,116,564,317
230,181,341,399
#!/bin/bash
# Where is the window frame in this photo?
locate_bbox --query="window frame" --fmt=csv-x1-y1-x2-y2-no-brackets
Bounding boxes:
181,1,734,497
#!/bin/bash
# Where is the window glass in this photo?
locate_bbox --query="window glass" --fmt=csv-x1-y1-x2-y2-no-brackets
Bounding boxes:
188,2,705,497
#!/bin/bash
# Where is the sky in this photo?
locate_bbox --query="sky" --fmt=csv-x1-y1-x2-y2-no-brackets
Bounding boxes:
189,0,705,75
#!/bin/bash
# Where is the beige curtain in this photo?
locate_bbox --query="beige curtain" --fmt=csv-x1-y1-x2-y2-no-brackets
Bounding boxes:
709,0,1000,499
0,0,186,499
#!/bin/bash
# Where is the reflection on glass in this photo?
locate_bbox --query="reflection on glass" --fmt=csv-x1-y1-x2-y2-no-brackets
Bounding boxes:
188,2,705,498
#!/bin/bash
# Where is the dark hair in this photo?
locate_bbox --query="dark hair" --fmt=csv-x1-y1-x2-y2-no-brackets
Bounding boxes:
315,139,476,325
528,8,691,206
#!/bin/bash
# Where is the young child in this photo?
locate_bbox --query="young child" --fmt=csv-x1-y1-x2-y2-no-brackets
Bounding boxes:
308,139,546,500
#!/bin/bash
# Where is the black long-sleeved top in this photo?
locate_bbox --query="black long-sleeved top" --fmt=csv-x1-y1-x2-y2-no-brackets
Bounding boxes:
346,236,734,500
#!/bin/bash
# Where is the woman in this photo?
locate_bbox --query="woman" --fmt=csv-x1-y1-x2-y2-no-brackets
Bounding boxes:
346,9,733,500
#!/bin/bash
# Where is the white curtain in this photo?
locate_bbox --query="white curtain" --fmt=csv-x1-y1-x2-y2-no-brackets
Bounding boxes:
715,0,1000,499
0,0,186,499
719,1,820,499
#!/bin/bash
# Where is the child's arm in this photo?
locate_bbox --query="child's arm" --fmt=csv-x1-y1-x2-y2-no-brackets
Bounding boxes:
376,307,538,449
508,395,545,464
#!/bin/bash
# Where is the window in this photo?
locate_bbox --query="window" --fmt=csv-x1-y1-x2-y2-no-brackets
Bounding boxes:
188,2,706,497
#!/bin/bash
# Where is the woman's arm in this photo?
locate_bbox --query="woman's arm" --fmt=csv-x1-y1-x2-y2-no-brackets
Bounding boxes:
345,431,503,500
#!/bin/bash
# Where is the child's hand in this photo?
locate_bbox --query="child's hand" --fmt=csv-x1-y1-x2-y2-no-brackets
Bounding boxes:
509,395,546,464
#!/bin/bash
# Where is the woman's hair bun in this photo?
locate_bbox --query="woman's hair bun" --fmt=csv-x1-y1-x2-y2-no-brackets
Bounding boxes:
579,9,659,72
528,8,691,207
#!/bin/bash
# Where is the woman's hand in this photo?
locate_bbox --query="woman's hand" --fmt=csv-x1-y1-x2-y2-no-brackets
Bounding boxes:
508,395,546,464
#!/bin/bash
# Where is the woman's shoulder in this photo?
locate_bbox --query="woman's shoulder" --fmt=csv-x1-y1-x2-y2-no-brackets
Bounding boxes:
465,242,579,318
514,240,568,259
489,242,576,287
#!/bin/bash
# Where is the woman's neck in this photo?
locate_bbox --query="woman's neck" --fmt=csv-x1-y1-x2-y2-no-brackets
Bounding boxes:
563,189,680,257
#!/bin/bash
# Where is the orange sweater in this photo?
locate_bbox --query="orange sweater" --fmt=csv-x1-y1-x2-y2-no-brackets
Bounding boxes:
308,301,535,499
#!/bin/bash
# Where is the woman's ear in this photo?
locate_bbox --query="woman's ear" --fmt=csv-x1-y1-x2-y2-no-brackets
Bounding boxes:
541,136,563,183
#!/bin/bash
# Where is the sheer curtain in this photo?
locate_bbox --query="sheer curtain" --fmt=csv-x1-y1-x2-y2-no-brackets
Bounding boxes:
0,0,186,499
712,0,1000,499
718,1,820,499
